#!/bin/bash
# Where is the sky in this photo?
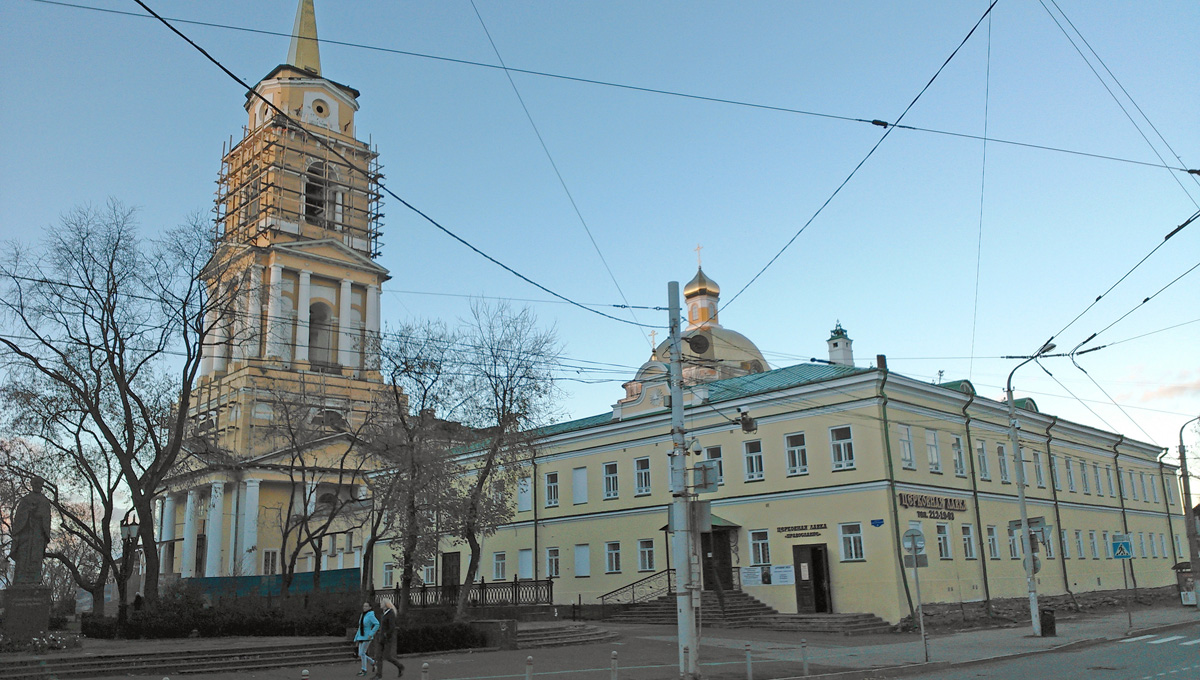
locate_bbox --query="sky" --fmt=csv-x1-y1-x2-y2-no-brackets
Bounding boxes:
1,1,1197,464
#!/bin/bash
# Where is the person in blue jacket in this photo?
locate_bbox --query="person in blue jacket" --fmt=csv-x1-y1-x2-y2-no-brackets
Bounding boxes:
354,600,380,676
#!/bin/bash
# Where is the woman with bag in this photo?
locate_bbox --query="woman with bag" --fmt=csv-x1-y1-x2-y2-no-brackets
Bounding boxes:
373,598,404,678
354,601,380,676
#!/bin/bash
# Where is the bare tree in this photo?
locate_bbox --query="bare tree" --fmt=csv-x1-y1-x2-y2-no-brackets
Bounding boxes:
0,200,245,605
449,302,560,621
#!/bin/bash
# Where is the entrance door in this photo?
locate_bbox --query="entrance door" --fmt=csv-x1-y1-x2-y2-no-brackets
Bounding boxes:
441,551,461,604
792,544,832,613
701,530,734,591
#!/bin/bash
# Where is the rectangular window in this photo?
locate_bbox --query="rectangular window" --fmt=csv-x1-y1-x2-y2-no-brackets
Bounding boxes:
518,549,533,580
1150,533,1158,558
1081,461,1091,494
381,561,394,587
1089,531,1099,559
573,544,590,577
953,435,967,477
1137,532,1146,558
977,440,991,480
635,457,652,496
840,523,865,561
517,476,532,512
545,472,559,508
572,466,588,505
743,441,764,481
898,425,915,469
1093,464,1103,498
422,565,436,585
546,547,560,578
998,444,1010,483
1106,466,1116,497
1008,528,1020,559
785,433,808,476
909,520,925,554
831,426,855,470
1021,448,1032,488
1159,534,1168,559
1066,459,1076,492
1075,530,1085,559
1139,473,1149,503
1151,475,1160,504
263,550,280,576
751,530,771,565
987,526,1000,559
1176,534,1183,557
1103,531,1111,558
1033,451,1045,488
1061,530,1071,559
605,542,621,573
705,446,724,485
1167,479,1177,505
936,523,952,559
1051,454,1061,490
493,552,507,580
603,462,619,499
1129,471,1139,500
927,430,942,473
1043,529,1055,558
638,539,655,571
961,524,977,559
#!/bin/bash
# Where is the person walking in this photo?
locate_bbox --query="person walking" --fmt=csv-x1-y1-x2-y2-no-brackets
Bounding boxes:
373,599,404,678
354,601,380,676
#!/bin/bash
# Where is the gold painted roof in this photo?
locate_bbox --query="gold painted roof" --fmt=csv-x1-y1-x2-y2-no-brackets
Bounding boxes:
683,267,719,298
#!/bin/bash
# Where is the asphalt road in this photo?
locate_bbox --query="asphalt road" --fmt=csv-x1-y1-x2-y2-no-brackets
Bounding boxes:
886,624,1200,680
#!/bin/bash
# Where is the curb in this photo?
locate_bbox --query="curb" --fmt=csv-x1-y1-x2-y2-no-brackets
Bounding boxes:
1126,618,1200,637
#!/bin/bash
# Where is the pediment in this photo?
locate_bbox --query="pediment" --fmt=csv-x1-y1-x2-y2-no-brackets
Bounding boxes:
272,239,389,277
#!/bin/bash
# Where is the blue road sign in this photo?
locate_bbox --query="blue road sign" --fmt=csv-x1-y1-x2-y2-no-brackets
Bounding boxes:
1112,534,1133,559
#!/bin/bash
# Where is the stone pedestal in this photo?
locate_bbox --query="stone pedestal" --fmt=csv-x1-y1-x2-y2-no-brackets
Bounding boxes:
4,584,51,639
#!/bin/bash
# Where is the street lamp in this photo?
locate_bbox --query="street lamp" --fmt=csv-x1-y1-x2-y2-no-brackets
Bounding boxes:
1180,415,1200,604
1006,340,1055,637
118,509,140,629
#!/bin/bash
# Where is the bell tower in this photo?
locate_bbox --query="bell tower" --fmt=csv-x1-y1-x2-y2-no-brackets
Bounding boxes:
192,0,390,457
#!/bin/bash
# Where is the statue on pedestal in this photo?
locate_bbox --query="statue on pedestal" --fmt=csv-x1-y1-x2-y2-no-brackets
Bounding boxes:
10,477,53,585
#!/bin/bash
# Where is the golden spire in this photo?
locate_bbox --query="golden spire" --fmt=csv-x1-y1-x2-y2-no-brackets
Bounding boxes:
286,0,322,75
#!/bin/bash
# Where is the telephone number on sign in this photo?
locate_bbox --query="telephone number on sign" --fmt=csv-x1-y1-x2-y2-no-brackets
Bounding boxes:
916,510,956,520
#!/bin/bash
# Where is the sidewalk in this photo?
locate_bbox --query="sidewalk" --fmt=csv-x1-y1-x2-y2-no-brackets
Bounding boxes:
73,605,1200,680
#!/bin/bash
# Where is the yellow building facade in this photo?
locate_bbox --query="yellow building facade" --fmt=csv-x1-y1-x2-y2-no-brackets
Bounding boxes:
157,0,385,582
394,270,1189,624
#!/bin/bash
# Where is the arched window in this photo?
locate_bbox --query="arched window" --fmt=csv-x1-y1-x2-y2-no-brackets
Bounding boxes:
303,161,342,229
308,301,334,366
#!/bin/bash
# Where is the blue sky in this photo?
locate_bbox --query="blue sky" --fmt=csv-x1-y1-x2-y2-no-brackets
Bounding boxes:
1,1,1197,458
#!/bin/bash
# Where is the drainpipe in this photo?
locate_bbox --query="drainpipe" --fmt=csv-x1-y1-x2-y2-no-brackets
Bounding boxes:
960,383,994,616
533,455,539,582
1044,416,1077,610
1157,448,1179,566
876,355,916,621
1113,435,1139,597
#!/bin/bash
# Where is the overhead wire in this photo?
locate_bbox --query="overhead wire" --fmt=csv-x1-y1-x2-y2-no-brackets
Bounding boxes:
968,12,993,380
128,0,662,330
720,0,1000,311
21,0,1196,176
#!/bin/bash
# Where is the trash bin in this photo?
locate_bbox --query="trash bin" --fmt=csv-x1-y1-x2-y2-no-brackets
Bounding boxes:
1039,608,1056,637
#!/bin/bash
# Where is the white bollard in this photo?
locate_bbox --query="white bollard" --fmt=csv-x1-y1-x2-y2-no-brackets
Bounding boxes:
610,650,619,680
301,671,309,680
421,661,430,680
801,639,809,677
526,655,534,680
745,643,753,680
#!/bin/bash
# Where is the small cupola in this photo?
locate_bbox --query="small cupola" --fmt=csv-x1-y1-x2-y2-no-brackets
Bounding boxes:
827,322,854,366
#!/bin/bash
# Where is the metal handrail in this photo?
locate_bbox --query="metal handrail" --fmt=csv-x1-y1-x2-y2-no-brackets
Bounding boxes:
598,568,675,609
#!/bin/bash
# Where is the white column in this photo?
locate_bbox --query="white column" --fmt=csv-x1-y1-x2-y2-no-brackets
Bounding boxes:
161,495,177,574
246,264,263,359
181,490,199,578
200,309,216,377
241,479,261,576
337,278,354,367
226,482,241,576
366,284,380,370
265,264,284,359
212,310,229,374
205,483,225,577
295,270,312,363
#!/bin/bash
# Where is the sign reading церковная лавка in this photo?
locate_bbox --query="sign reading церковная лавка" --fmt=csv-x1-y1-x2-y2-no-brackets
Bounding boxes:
898,492,968,520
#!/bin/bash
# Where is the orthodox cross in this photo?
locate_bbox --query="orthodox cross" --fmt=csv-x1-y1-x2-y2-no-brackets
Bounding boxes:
649,330,658,346
695,243,703,267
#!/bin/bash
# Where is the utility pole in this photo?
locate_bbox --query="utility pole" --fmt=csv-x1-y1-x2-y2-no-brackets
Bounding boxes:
667,281,700,679
1180,415,1200,605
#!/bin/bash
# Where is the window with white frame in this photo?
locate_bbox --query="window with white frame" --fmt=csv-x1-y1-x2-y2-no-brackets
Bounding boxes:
1103,531,1111,558
422,565,436,584
1138,532,1146,558
785,433,808,476
1167,479,1177,505
998,444,1010,483
1139,473,1149,502
1075,530,1085,558
987,526,1000,559
545,472,559,508
840,523,864,561
263,549,280,576
1150,533,1158,558
1043,529,1055,558
605,542,621,573
1061,530,1070,559
744,440,764,481
977,440,991,480
961,524,977,559
1008,528,1020,559
1151,475,1160,504
953,435,966,477
1066,458,1076,492
517,477,532,512
573,544,590,577
638,539,655,571
493,552,507,580
1093,463,1103,497
1159,533,1167,558
1033,451,1045,487
898,425,915,469
927,430,942,473
1089,531,1099,559
634,457,652,496
1021,448,1032,488
705,446,724,484
1175,534,1183,557
936,523,952,559
572,467,588,505
546,547,560,578
603,462,619,499
831,426,855,470
1129,471,1139,500
1106,466,1115,497
381,561,394,587
1051,454,1061,490
750,530,771,565
1081,461,1091,494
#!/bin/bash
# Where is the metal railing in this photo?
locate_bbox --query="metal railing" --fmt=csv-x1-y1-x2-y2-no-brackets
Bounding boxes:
598,569,675,612
375,576,554,608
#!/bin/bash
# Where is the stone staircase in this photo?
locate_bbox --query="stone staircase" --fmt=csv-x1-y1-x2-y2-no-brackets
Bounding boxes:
517,623,619,648
0,640,355,679
742,612,892,636
607,590,777,626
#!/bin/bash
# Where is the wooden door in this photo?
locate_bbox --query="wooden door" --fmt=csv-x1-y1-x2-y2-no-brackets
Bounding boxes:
701,531,734,591
792,544,832,613
441,551,460,604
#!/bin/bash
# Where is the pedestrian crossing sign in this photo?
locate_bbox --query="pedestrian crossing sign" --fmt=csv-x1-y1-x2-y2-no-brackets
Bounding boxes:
1111,534,1133,559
